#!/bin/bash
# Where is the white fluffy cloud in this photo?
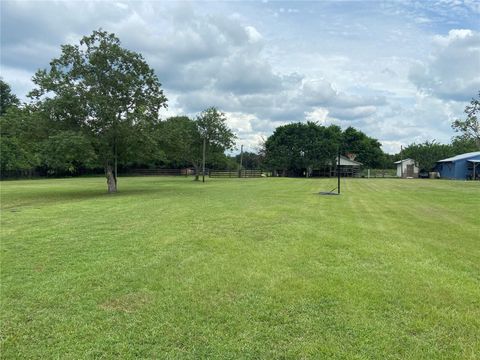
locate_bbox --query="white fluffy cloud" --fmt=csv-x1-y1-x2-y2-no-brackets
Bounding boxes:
1,1,479,154
409,29,480,101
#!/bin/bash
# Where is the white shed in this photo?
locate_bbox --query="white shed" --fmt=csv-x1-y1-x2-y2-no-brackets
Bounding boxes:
394,158,419,178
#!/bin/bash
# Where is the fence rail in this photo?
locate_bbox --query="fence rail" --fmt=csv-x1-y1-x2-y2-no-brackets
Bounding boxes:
126,168,190,176
210,169,263,178
359,169,397,178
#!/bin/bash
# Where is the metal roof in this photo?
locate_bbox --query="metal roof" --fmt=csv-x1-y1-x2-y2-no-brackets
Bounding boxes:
437,151,480,163
338,155,363,166
326,156,362,166
394,158,414,164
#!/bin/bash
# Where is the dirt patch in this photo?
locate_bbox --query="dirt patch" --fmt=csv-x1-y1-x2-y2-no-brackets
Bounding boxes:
99,292,152,313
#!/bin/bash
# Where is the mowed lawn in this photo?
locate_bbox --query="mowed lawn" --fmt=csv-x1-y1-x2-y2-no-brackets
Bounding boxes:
1,177,479,359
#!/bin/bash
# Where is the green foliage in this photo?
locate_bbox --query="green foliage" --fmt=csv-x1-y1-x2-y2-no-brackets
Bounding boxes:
158,111,236,174
398,141,452,171
397,138,479,171
234,151,264,169
451,137,478,154
196,107,236,151
342,126,384,168
0,107,44,172
0,136,37,172
265,122,381,172
159,116,203,167
452,91,480,149
28,29,167,190
40,130,97,172
0,79,20,115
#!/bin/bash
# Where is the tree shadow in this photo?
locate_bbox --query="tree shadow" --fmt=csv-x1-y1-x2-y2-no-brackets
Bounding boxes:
1,186,192,212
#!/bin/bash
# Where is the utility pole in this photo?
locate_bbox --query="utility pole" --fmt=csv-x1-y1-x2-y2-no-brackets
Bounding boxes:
337,147,341,194
239,144,244,178
202,137,206,183
400,145,403,178
114,114,118,190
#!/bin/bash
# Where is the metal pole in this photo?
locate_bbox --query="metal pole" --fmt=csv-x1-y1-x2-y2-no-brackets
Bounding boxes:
337,147,341,194
239,144,244,178
400,145,403,178
114,140,117,189
202,137,206,183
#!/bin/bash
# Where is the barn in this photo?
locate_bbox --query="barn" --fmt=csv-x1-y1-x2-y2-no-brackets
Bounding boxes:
436,151,480,180
394,158,419,178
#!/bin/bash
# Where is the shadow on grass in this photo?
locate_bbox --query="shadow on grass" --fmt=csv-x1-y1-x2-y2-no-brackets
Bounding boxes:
1,186,199,211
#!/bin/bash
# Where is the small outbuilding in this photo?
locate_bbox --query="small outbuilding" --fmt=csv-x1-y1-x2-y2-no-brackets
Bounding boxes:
309,155,362,177
394,158,419,178
436,151,480,180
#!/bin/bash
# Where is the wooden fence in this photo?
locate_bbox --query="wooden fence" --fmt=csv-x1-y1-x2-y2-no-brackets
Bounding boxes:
209,169,263,178
127,168,190,176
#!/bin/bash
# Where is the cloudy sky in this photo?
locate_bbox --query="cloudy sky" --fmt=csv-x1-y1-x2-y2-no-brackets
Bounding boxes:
1,0,479,153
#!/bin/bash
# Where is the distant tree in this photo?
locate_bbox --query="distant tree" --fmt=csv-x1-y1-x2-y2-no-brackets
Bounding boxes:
160,109,236,180
196,107,236,181
160,116,203,175
452,92,480,149
28,29,167,192
0,107,43,172
400,140,454,171
451,137,478,154
264,122,342,175
342,127,384,168
234,151,263,169
0,79,20,115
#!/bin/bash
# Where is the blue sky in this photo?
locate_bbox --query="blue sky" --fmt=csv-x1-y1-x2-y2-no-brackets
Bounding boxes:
1,0,479,153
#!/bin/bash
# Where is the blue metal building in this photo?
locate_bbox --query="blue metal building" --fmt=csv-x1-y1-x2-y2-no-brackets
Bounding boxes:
436,151,480,180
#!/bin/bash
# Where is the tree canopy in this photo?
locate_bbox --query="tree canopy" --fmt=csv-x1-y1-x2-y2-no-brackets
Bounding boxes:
264,122,384,174
0,79,20,115
342,127,385,168
452,92,480,149
159,108,236,180
28,29,167,192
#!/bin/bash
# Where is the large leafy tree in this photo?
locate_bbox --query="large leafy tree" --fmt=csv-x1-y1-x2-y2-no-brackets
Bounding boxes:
452,92,480,149
29,30,167,192
342,126,384,168
264,122,342,175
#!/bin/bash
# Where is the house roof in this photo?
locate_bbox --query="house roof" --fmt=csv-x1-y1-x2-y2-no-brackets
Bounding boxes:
338,155,362,166
437,151,480,163
326,155,362,166
394,158,414,164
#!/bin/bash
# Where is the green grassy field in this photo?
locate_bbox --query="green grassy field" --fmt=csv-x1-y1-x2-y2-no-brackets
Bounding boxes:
1,177,479,359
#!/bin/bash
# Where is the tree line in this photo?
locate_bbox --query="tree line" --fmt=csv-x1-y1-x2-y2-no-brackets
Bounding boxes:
396,93,479,171
0,30,236,192
1,30,478,191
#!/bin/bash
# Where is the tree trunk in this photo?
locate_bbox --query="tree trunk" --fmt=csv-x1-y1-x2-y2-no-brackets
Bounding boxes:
193,164,200,181
105,164,117,193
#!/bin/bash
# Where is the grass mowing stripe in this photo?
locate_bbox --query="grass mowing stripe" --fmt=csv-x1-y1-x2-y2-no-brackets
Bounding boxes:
1,177,479,358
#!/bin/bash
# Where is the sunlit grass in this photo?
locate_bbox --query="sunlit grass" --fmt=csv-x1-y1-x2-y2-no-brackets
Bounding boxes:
1,177,479,358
